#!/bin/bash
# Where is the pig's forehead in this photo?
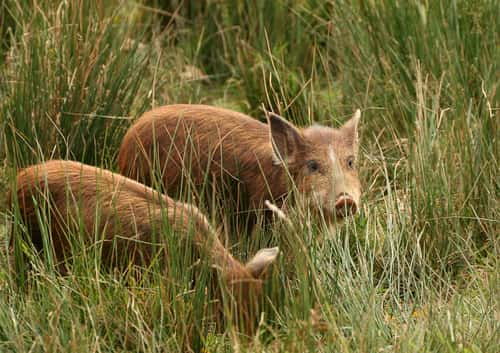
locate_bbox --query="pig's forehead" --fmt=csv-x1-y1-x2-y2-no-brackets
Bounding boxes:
303,126,345,146
303,126,356,161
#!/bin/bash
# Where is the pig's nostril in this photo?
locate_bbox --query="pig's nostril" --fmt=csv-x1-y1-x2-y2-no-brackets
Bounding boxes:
334,196,357,217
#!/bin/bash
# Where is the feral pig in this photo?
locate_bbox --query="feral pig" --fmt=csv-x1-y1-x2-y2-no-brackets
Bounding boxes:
118,104,362,228
10,160,278,334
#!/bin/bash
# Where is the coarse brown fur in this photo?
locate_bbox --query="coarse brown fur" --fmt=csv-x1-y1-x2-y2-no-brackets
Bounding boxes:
9,160,278,335
118,104,362,228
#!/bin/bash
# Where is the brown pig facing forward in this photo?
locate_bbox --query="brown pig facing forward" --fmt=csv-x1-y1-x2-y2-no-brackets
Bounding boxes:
118,104,362,226
10,160,278,334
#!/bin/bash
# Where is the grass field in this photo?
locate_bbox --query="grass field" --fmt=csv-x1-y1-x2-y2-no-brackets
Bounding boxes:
0,0,498,352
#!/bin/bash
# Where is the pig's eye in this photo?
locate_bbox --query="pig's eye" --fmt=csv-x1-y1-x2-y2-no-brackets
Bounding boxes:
347,156,355,169
306,160,320,173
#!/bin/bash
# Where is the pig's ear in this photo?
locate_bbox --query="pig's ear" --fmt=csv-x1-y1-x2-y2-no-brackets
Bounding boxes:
267,112,305,165
245,247,279,278
341,109,361,147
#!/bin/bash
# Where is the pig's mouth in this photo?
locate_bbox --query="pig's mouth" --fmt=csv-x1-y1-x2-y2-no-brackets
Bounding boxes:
334,196,357,218
319,195,357,223
308,194,358,223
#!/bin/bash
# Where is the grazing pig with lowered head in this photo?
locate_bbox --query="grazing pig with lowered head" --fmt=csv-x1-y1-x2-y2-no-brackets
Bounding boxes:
10,160,278,335
117,104,362,228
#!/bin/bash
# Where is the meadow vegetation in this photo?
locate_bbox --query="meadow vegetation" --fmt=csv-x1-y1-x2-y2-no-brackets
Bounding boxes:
0,0,498,351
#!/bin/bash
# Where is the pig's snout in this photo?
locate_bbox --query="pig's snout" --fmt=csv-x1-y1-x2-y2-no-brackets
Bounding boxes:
334,194,358,218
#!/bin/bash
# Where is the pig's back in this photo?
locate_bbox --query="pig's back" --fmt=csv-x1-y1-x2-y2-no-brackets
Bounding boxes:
118,104,272,196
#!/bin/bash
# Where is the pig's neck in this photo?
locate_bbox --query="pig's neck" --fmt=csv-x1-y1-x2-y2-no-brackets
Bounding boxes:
248,148,295,209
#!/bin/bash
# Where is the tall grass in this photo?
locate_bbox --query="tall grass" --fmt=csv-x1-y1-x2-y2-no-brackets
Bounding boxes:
1,0,150,167
0,0,498,352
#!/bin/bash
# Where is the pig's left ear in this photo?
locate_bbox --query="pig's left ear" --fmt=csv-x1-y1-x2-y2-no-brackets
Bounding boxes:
341,109,361,147
267,112,305,165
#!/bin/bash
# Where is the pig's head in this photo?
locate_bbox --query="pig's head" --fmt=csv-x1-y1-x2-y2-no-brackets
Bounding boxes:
267,110,362,223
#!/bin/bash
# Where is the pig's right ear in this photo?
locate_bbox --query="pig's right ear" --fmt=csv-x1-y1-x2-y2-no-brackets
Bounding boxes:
341,109,361,147
267,112,305,165
245,247,279,279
